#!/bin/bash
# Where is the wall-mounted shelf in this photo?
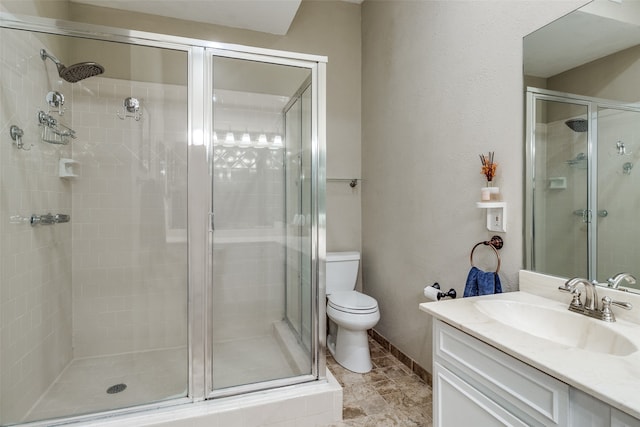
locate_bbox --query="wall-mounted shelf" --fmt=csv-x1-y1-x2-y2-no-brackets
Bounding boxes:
549,177,567,189
59,158,78,179
476,201,506,232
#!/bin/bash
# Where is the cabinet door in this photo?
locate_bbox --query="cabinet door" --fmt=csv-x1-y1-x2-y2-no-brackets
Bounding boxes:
434,320,569,426
612,408,640,427
434,362,529,427
570,388,610,427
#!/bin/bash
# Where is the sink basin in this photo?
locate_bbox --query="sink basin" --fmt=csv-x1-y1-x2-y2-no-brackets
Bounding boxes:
474,300,638,356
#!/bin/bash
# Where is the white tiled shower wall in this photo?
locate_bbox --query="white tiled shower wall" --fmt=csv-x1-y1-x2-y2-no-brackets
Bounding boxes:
0,26,189,423
70,77,188,357
0,29,74,424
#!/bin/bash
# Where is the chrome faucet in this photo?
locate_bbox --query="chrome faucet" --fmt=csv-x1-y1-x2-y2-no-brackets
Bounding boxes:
559,277,598,311
607,272,636,289
558,277,632,322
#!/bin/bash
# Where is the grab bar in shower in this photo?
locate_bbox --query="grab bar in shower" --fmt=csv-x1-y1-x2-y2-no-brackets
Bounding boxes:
30,213,70,226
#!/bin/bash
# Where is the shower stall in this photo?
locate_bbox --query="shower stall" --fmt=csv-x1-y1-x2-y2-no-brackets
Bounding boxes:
525,87,640,286
0,13,328,427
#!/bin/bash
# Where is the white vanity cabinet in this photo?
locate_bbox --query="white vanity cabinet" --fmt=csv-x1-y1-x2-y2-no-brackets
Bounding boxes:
434,320,569,426
433,362,531,426
433,320,640,427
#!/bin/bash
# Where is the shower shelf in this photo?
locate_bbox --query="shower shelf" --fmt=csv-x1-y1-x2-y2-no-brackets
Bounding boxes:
38,110,76,145
59,158,78,178
549,177,566,189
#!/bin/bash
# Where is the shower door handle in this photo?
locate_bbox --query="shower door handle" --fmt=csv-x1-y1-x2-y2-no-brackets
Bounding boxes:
209,212,215,231
573,209,591,223
573,209,607,222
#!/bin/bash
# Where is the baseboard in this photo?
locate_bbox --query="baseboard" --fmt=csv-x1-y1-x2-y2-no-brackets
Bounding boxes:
368,329,432,386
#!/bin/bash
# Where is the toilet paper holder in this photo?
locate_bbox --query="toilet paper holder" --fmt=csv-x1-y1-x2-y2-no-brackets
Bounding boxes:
429,283,457,300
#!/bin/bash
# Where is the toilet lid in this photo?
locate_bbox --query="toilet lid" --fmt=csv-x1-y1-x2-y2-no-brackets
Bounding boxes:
328,291,378,312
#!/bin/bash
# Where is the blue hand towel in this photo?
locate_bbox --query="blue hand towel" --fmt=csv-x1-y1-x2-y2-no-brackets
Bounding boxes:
463,266,502,297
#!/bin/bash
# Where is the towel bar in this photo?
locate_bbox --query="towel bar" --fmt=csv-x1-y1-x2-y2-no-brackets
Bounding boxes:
470,235,503,274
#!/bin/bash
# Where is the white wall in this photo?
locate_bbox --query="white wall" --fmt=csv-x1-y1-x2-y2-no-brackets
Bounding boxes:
70,76,188,357
360,0,588,372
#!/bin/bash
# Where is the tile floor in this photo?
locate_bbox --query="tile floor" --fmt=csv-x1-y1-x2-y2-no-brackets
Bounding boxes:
326,337,433,427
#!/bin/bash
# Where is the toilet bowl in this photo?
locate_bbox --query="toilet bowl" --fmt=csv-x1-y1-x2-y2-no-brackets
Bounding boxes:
326,252,380,373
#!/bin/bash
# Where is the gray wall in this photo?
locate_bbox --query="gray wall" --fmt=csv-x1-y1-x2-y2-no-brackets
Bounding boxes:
360,0,587,372
549,44,640,102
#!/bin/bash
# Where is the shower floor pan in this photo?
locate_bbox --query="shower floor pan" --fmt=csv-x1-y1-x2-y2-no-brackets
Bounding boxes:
24,324,307,423
24,347,187,423
212,321,308,389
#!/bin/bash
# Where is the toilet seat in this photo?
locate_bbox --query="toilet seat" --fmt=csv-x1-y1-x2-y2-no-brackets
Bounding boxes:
328,291,378,314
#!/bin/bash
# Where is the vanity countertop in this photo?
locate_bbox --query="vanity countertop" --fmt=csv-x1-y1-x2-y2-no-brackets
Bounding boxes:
419,270,640,420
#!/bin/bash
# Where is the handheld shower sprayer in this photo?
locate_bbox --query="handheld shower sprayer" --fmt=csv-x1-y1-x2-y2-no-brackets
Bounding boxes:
40,49,104,83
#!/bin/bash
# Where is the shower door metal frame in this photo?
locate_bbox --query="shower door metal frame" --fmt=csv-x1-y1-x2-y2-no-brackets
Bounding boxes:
283,76,313,349
0,11,327,426
525,87,640,281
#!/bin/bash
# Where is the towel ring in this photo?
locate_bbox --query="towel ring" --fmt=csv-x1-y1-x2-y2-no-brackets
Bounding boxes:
470,235,503,274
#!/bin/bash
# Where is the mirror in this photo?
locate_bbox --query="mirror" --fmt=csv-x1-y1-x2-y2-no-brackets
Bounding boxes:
524,0,640,294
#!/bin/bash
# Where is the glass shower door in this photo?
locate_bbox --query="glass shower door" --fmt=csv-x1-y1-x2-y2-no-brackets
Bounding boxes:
210,55,313,392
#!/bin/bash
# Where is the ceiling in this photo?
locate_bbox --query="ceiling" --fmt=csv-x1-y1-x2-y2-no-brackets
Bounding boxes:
69,1,637,78
70,0,361,35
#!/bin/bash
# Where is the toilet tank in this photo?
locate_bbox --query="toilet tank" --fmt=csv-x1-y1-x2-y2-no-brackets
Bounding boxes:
326,251,360,294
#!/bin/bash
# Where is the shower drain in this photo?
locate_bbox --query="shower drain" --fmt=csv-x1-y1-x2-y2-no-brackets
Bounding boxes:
106,383,127,394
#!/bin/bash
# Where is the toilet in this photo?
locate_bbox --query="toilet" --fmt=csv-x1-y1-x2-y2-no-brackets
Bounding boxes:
326,251,380,373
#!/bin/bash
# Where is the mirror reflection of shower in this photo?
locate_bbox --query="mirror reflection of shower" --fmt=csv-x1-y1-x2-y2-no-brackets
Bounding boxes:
565,118,588,132
527,88,640,293
566,152,587,168
616,140,631,156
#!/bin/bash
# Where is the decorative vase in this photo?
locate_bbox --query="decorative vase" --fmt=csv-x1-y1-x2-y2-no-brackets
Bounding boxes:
481,187,491,201
481,184,500,201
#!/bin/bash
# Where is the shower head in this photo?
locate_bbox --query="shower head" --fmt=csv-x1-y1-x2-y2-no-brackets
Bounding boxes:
565,118,588,133
40,49,104,83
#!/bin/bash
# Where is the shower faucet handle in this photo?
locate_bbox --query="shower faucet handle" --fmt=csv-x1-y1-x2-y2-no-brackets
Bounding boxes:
29,213,71,226
46,91,66,115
